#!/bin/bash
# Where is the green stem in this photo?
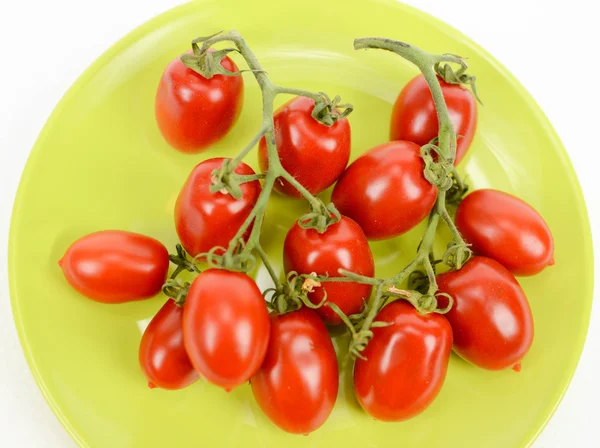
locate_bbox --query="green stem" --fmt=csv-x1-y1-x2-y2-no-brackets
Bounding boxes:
225,175,273,254
319,271,382,286
354,38,462,163
275,86,321,101
234,173,266,183
437,188,468,255
279,169,324,210
170,265,185,280
326,302,358,336
441,206,466,245
230,127,267,168
255,243,281,288
353,200,442,337
423,257,438,295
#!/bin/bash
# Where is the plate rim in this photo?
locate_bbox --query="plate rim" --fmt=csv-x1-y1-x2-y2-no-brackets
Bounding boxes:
8,1,595,447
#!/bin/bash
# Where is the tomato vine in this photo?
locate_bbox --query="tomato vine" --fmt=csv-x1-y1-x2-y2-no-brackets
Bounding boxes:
311,37,474,359
179,31,350,276
167,31,478,359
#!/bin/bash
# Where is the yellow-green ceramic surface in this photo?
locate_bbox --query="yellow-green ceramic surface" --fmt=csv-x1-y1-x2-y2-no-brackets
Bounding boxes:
9,0,593,447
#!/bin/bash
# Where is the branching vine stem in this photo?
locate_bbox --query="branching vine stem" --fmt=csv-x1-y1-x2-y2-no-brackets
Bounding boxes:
354,37,461,163
318,37,475,358
187,31,346,272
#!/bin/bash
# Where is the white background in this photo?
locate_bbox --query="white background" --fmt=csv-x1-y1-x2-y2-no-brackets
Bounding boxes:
0,0,598,446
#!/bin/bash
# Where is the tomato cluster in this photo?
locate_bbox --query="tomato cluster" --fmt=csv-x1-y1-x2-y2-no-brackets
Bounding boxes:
58,32,554,435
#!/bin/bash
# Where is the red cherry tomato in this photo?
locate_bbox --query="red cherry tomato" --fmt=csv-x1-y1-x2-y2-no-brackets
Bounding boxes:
258,96,351,198
390,75,477,165
354,300,452,421
332,141,437,240
59,230,169,303
175,158,261,257
455,189,554,276
436,256,534,371
183,269,270,390
155,51,244,153
251,308,338,434
139,299,199,390
283,216,374,325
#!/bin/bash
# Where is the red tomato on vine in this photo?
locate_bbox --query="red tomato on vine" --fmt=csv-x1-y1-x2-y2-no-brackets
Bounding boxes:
283,216,374,325
155,51,244,153
455,189,554,276
390,75,477,165
139,299,199,390
251,308,338,434
258,96,351,197
182,269,270,391
175,158,261,257
332,141,437,240
354,300,452,421
436,256,534,371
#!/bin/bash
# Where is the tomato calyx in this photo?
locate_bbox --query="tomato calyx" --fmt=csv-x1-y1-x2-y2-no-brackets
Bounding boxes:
180,47,240,79
420,143,455,190
266,271,328,315
210,159,266,200
298,202,341,234
162,279,192,306
180,32,245,79
160,244,201,306
443,241,472,270
168,244,201,277
434,58,482,105
200,240,257,273
311,92,354,127
384,287,453,315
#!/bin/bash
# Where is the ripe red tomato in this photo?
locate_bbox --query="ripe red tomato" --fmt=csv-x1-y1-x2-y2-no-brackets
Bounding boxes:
155,51,244,153
436,256,534,371
59,230,169,303
139,299,199,390
354,300,452,421
331,141,437,240
175,158,261,257
183,269,270,391
455,189,554,276
283,216,374,325
251,308,338,434
390,75,477,165
258,96,351,197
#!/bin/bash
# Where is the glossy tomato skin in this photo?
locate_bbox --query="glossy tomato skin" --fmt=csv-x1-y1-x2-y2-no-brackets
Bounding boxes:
390,75,477,165
183,269,270,390
436,256,534,371
139,299,199,390
155,52,244,153
455,189,554,276
354,300,452,421
59,230,169,303
332,141,437,240
175,158,261,257
258,96,351,197
251,308,338,434
283,216,374,325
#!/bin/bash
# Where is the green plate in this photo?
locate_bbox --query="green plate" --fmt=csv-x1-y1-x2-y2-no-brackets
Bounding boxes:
8,0,593,447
